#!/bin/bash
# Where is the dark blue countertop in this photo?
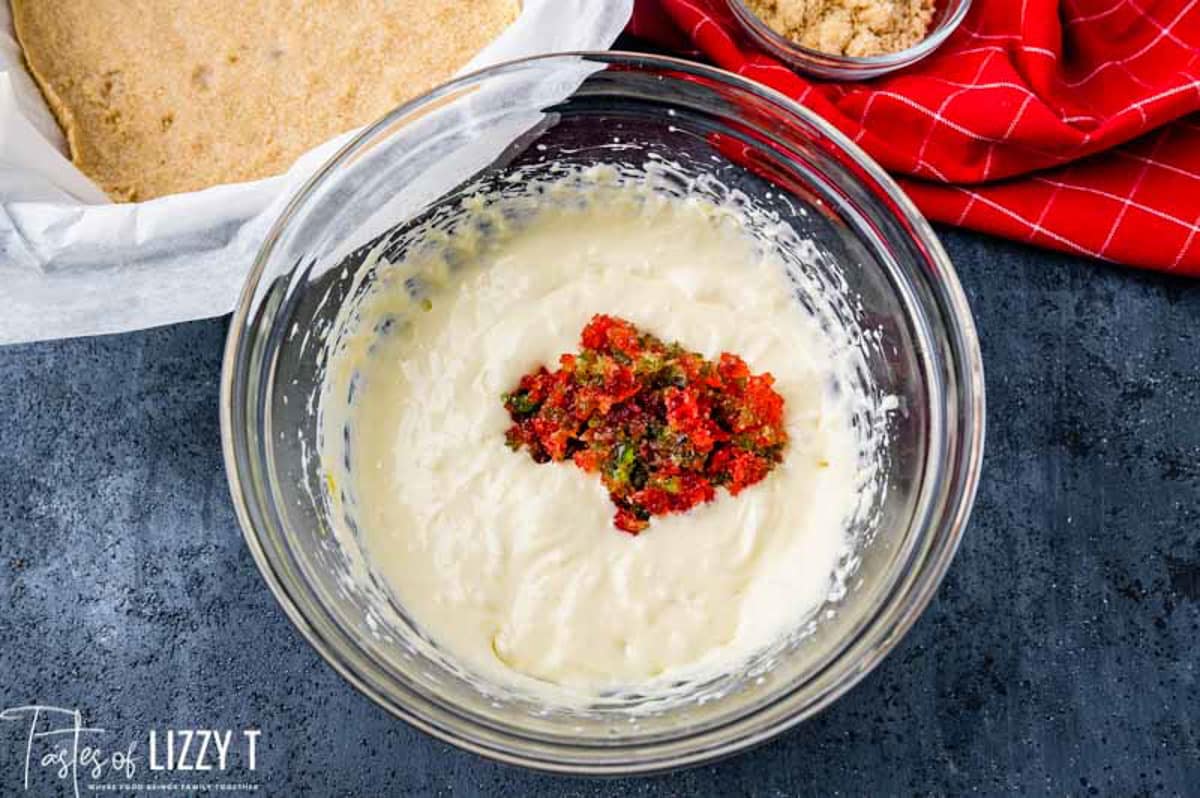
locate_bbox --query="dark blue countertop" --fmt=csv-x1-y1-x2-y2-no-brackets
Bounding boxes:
1,229,1198,796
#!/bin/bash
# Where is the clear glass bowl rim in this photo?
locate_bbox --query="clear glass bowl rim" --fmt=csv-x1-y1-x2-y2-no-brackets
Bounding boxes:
220,51,986,775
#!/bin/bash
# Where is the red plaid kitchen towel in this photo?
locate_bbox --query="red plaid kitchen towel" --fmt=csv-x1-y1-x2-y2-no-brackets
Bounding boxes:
629,0,1200,275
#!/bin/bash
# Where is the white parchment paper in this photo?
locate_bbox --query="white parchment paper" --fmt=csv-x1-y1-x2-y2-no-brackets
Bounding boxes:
0,0,633,344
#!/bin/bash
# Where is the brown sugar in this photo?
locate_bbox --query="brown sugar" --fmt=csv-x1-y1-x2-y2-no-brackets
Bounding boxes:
744,0,935,58
12,0,519,201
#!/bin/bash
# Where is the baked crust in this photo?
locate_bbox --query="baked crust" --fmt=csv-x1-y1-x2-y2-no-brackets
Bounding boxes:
11,0,519,201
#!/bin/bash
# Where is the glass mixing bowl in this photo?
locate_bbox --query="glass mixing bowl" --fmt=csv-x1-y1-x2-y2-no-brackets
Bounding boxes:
221,52,984,774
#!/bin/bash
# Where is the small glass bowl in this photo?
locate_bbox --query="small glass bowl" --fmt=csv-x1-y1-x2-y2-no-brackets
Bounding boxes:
222,52,985,774
726,0,973,80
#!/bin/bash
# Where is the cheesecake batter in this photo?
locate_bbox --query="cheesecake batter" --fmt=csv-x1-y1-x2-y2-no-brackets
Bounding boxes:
320,177,871,696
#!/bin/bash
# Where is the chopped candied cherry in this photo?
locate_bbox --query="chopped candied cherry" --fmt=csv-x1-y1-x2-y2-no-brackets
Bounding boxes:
572,448,604,473
614,507,650,534
502,314,789,534
708,447,773,495
580,314,621,350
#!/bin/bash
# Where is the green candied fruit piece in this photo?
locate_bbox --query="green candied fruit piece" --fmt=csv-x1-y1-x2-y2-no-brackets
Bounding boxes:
635,352,663,376
572,350,604,385
503,391,539,416
607,442,638,487
658,476,681,494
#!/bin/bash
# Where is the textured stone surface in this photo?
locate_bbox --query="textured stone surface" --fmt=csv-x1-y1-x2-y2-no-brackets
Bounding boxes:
1,230,1198,795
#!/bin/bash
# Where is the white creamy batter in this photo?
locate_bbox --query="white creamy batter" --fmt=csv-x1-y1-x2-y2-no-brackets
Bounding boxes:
321,178,868,697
